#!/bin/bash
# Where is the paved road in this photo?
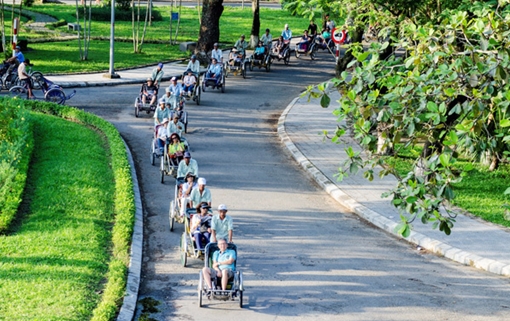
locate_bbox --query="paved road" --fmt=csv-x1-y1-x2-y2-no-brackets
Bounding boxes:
68,53,510,320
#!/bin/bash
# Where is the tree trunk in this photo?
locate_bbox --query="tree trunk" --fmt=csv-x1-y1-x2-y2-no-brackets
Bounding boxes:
174,0,182,43
249,0,259,48
131,0,136,52
197,0,223,53
75,0,83,60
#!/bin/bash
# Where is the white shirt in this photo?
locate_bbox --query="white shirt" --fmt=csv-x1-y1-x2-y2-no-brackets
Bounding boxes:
211,49,223,62
187,60,200,74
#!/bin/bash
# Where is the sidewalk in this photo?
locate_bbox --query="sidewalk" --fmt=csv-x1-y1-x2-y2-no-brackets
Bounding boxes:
278,90,510,277
44,60,196,88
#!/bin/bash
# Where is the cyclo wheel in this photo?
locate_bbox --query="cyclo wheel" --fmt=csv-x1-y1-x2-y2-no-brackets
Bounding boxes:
31,71,44,90
45,88,66,105
160,155,165,184
196,86,201,105
198,271,203,307
9,86,27,98
169,200,175,232
180,233,188,267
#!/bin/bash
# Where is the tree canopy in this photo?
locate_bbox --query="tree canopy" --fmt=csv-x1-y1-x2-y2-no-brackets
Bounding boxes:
304,0,510,235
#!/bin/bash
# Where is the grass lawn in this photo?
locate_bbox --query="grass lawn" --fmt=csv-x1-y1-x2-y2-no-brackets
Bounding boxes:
386,146,510,228
28,40,184,74
12,5,309,73
0,112,115,320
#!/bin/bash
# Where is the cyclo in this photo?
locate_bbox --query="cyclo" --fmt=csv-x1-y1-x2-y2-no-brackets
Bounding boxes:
270,38,291,65
248,41,272,72
197,242,244,308
180,203,213,267
202,57,225,93
225,48,247,78
181,69,201,105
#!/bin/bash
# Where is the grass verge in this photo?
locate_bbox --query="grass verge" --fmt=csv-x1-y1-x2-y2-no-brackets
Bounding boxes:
386,146,510,228
0,98,135,320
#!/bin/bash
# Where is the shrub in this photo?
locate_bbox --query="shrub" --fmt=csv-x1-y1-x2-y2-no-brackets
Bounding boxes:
0,99,34,233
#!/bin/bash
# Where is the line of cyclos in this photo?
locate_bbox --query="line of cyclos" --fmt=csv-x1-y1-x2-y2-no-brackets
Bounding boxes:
135,62,245,308
132,23,341,307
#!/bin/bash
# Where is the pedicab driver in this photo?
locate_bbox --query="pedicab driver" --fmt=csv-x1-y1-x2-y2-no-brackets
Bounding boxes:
187,54,200,76
211,43,223,64
211,204,233,243
189,177,212,209
177,152,198,178
202,238,236,293
18,59,34,99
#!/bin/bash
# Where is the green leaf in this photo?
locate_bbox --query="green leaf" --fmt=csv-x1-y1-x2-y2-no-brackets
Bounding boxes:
320,94,331,108
500,119,510,127
504,187,510,195
405,56,415,69
439,154,450,167
357,52,370,62
444,88,456,97
426,101,438,112
406,196,417,204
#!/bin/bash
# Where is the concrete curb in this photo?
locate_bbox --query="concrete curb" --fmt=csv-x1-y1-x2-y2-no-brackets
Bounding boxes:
116,140,144,321
277,94,510,278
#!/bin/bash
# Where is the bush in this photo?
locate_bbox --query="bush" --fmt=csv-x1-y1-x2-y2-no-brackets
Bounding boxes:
0,99,34,233
91,6,163,21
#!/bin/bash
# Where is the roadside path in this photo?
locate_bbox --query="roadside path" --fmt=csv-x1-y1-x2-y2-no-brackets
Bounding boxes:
279,89,510,276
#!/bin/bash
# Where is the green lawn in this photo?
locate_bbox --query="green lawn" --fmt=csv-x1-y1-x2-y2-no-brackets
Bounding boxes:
386,145,510,228
0,112,115,320
11,4,309,73
28,40,184,74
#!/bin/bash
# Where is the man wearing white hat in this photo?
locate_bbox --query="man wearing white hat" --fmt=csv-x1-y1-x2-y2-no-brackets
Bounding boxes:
166,77,183,110
156,118,170,155
211,204,233,243
154,99,171,126
189,177,211,209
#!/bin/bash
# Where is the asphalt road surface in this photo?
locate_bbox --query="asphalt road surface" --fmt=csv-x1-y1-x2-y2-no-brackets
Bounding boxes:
69,54,510,321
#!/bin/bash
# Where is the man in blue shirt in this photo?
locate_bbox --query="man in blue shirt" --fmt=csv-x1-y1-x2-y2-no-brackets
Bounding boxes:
282,24,292,41
7,46,25,64
202,238,236,294
206,58,222,85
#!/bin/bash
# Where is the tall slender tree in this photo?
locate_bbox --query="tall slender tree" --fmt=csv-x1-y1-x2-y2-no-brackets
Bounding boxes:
249,0,260,48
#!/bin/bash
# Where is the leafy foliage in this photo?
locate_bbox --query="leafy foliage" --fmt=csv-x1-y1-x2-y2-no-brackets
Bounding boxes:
306,1,510,235
0,100,33,232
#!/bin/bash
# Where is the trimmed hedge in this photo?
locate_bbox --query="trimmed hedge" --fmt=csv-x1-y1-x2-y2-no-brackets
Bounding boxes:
9,97,135,320
0,99,34,233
